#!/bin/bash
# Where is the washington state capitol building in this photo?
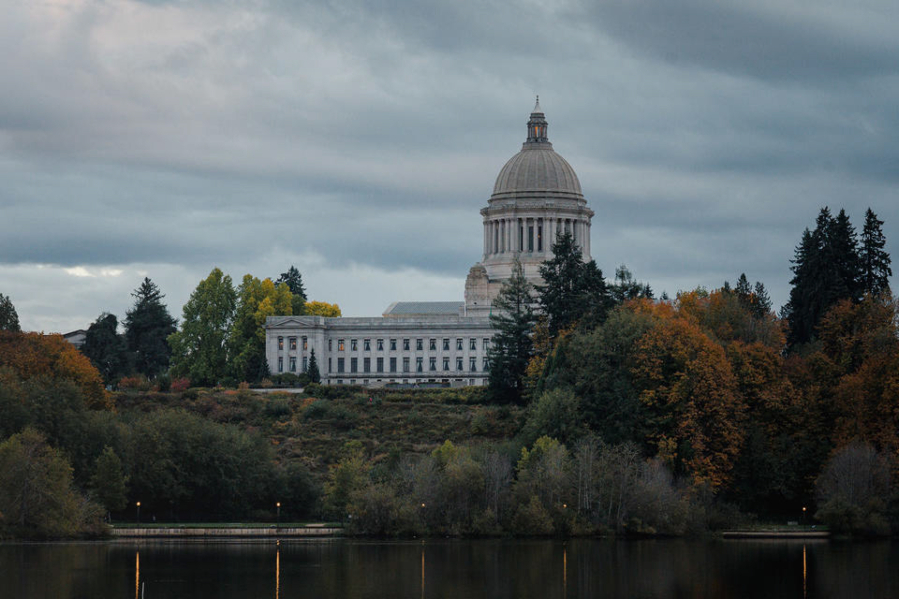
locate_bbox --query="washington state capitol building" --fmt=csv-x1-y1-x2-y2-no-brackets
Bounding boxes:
265,100,594,387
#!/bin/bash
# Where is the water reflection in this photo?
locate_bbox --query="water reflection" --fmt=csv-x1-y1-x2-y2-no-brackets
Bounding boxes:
1,538,898,598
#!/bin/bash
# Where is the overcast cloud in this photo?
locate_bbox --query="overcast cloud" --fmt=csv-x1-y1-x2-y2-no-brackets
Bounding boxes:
1,0,897,332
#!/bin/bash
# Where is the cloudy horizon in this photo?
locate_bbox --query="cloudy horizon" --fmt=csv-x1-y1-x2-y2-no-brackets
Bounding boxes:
2,0,897,333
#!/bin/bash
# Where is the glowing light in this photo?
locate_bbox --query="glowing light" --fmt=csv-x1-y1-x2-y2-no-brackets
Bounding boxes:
135,550,140,599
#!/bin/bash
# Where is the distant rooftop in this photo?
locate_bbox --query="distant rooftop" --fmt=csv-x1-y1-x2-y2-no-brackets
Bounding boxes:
382,301,464,317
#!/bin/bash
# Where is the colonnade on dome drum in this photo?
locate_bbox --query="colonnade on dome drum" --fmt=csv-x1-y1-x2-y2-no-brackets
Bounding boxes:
482,213,590,260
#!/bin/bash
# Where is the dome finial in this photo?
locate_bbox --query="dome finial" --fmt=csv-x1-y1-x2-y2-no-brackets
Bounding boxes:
526,97,548,143
533,95,542,113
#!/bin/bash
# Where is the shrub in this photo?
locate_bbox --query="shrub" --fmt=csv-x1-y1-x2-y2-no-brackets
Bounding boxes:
265,396,293,418
170,378,191,393
118,375,150,392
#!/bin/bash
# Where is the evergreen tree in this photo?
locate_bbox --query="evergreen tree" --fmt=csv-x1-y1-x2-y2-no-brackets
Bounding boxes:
81,313,127,383
752,281,772,318
0,293,20,332
91,446,128,514
276,266,307,315
124,278,177,378
168,268,237,387
537,232,611,336
734,273,752,301
860,208,892,296
487,257,537,404
784,207,863,347
609,265,653,305
307,348,321,383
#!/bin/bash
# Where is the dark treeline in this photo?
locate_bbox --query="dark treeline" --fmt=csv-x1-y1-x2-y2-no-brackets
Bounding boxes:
1,206,896,539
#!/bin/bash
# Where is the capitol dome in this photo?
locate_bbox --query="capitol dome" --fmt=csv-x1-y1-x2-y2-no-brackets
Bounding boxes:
490,98,584,203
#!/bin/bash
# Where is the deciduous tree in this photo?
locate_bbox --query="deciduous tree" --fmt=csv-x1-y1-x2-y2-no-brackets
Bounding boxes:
304,301,341,317
168,268,237,387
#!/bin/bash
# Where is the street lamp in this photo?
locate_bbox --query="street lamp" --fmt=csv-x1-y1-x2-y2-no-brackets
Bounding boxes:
136,501,141,527
276,502,281,527
802,506,807,524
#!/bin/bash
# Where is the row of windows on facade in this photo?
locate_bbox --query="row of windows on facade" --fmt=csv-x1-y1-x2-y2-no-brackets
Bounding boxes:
276,336,490,352
277,355,489,374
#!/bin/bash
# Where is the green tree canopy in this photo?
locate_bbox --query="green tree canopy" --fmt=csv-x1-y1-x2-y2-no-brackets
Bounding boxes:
276,266,308,315
81,313,127,384
124,278,177,378
0,293,20,332
227,275,293,383
487,257,537,404
168,268,237,386
860,208,892,296
91,446,128,513
307,348,321,383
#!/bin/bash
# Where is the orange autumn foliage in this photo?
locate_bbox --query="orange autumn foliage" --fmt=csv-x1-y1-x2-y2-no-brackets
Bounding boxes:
0,331,111,410
630,314,746,490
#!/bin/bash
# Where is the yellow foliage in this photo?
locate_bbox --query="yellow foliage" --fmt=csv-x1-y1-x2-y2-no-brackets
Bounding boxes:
305,301,342,317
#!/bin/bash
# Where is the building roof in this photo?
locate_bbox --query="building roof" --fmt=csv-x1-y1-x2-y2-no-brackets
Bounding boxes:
491,104,583,201
382,301,464,317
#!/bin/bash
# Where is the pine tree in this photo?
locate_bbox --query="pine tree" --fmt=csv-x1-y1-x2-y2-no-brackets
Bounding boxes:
488,257,537,404
307,348,321,384
0,293,20,332
735,274,752,301
124,278,177,378
860,208,892,296
82,313,127,383
752,282,772,318
276,266,307,315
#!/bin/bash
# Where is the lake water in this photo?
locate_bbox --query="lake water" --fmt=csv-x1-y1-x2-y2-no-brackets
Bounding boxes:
1,538,897,598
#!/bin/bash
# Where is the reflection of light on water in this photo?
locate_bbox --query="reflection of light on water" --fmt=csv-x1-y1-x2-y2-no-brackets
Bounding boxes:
135,550,139,599
276,541,281,599
563,547,567,595
421,546,425,599
802,544,807,599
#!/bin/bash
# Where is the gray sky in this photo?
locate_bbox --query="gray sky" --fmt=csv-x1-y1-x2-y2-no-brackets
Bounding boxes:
2,0,897,332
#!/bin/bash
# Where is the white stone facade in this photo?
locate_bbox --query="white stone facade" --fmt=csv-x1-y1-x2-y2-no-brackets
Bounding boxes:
264,100,593,386
265,315,493,387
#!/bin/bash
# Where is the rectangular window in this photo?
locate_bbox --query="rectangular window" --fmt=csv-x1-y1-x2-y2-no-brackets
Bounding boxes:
429,357,436,371
456,358,463,371
483,357,489,371
519,224,524,251
470,338,477,351
363,357,371,373
377,357,384,373
364,339,371,351
416,339,423,351
302,336,308,350
351,339,358,351
337,358,345,373
390,357,398,373
377,339,384,351
289,357,296,372
403,339,410,351
390,339,397,351
278,357,283,372
328,357,332,372
456,338,463,351
538,223,543,252
302,356,308,372
443,357,450,371
328,339,332,351
403,357,410,373
338,339,345,351
351,357,358,373
278,337,284,350
470,357,477,372
443,338,450,351
528,225,534,251
429,339,436,351
483,338,490,350
289,337,297,350
416,357,424,372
